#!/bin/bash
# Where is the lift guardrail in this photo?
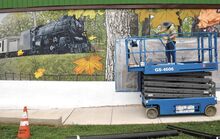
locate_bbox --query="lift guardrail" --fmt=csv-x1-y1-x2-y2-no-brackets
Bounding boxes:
125,32,218,74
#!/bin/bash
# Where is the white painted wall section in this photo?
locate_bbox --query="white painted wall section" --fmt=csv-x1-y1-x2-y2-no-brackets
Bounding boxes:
0,81,219,109
0,81,141,109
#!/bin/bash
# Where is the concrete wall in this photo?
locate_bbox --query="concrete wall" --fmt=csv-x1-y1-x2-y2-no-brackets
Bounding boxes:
0,81,219,109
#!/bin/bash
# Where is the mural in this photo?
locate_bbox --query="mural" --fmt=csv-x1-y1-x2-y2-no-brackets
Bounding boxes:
0,10,106,81
0,9,219,82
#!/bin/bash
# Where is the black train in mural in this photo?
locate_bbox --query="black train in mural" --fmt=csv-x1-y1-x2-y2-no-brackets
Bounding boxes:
0,15,91,57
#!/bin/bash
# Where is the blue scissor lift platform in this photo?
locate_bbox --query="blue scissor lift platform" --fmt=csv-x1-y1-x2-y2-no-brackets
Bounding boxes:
125,32,218,118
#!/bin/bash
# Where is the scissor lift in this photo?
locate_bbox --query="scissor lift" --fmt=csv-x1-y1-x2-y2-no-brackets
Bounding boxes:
125,32,218,119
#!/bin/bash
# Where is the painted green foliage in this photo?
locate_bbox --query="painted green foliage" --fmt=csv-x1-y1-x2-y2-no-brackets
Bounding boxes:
0,11,67,38
0,13,33,38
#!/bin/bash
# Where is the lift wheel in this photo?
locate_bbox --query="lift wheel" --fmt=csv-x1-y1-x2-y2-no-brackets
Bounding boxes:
205,105,217,117
146,107,158,119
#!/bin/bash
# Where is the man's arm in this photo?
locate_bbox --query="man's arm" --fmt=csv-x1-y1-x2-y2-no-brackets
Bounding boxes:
169,34,176,39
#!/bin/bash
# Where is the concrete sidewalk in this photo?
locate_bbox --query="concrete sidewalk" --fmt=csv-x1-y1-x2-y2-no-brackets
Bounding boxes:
0,103,219,126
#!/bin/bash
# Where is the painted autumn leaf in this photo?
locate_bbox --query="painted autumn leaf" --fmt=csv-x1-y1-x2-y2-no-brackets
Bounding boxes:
34,68,46,79
89,35,97,41
135,9,153,23
73,55,103,75
97,10,105,15
151,9,179,27
68,10,84,19
17,50,24,56
198,9,220,28
83,10,96,19
180,9,201,20
68,10,100,19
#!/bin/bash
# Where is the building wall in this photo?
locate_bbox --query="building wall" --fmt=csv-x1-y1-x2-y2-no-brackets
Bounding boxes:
0,81,219,109
0,81,140,109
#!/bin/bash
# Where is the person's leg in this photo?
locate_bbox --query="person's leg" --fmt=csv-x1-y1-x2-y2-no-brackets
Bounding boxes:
171,50,176,63
170,41,176,63
166,43,171,63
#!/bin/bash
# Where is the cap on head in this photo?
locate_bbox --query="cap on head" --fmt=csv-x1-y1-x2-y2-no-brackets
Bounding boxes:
162,22,172,28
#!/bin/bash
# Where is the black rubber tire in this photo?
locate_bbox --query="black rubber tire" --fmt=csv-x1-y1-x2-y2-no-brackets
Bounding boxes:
146,107,158,119
205,105,217,117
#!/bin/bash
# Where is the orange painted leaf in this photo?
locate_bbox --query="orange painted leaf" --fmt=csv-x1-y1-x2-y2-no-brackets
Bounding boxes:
89,56,103,71
73,55,103,75
198,9,220,28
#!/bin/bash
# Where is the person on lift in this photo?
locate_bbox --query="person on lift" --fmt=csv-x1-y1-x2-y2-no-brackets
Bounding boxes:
158,22,177,63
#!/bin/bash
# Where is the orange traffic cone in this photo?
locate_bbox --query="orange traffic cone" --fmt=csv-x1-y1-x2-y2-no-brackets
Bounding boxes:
17,106,31,139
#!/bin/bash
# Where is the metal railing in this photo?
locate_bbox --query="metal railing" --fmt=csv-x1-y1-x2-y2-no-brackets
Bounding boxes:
0,72,105,81
126,32,218,68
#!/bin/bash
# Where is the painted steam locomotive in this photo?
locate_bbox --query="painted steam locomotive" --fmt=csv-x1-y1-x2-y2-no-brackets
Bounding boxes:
0,15,91,58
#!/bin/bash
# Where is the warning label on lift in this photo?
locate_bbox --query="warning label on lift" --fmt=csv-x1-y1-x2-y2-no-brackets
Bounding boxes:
175,105,195,113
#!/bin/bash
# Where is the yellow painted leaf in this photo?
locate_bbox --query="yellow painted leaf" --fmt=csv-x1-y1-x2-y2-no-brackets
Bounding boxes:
17,50,24,56
89,35,97,41
68,10,74,16
83,10,97,19
151,9,179,28
68,10,84,19
180,9,201,20
97,10,104,15
68,10,99,19
135,9,153,23
34,68,46,79
73,55,103,75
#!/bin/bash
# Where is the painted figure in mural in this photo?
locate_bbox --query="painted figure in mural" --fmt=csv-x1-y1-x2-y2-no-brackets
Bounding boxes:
158,22,177,63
